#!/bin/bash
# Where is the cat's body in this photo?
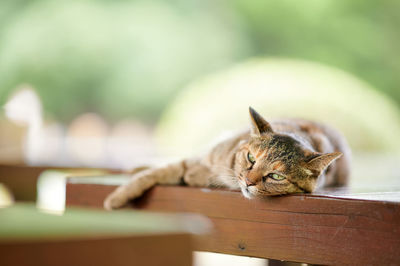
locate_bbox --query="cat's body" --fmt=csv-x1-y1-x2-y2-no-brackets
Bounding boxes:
104,108,350,210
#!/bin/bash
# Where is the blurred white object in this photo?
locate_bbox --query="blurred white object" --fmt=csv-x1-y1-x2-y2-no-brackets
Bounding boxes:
0,183,14,208
108,119,157,169
66,113,108,166
3,86,161,168
36,170,68,213
4,86,62,165
4,86,42,126
36,170,113,213
4,86,44,164
194,252,266,266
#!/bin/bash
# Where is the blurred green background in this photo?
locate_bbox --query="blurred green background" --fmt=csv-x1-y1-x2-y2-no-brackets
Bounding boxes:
0,0,399,122
1,3,399,265
0,0,400,170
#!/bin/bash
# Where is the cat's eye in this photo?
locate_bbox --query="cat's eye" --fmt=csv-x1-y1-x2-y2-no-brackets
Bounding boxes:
267,173,286,181
247,152,256,164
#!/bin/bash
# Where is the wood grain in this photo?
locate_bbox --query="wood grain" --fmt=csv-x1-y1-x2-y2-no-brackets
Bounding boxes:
1,233,192,266
66,182,400,265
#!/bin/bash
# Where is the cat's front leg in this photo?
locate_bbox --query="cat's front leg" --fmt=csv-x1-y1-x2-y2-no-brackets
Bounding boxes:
104,159,216,210
103,170,155,210
104,162,186,210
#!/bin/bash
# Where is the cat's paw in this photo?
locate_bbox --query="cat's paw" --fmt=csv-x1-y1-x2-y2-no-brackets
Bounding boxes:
103,189,130,210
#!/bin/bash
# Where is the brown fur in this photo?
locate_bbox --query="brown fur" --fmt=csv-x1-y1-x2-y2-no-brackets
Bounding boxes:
104,107,350,210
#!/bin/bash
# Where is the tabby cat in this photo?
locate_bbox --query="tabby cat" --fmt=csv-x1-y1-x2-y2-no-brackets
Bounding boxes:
104,107,350,210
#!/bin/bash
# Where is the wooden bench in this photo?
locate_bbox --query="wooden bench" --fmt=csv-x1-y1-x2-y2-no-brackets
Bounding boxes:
0,203,202,266
65,175,400,265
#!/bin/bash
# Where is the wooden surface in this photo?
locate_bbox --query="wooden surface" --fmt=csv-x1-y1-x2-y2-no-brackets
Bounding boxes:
0,164,120,201
66,178,400,265
0,204,197,266
1,234,192,266
0,164,48,201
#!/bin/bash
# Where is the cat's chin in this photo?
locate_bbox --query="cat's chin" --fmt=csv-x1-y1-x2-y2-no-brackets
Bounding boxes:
240,187,254,199
240,186,290,198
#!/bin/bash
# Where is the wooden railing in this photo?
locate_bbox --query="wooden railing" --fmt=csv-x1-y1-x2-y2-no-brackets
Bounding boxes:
66,176,400,265
1,164,400,265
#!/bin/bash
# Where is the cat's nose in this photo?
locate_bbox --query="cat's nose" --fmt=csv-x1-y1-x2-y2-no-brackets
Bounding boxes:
245,178,256,187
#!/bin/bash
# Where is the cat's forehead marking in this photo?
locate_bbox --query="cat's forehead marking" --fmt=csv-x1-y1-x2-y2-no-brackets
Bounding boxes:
270,160,286,172
256,143,269,157
249,138,269,157
250,134,307,166
259,139,269,150
255,149,264,158
268,134,304,155
268,134,300,149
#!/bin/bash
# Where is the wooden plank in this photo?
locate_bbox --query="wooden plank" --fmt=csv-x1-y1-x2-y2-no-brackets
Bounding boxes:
1,234,192,266
0,204,195,266
0,164,49,201
66,181,400,265
0,165,121,201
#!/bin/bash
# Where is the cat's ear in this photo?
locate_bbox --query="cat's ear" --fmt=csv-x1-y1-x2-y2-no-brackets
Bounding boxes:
305,152,342,175
249,107,273,136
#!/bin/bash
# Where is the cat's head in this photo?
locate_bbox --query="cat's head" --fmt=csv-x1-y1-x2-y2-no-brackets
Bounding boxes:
234,107,342,198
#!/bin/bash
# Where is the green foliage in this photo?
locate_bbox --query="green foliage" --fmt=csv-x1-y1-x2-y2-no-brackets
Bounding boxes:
0,0,248,121
231,0,400,108
0,0,399,121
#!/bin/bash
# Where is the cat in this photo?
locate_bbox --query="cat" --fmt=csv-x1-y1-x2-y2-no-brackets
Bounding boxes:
104,107,350,210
